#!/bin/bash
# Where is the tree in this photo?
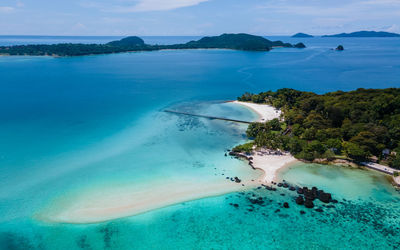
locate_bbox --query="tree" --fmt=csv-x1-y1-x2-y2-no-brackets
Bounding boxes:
268,118,281,131
343,142,369,160
326,138,342,153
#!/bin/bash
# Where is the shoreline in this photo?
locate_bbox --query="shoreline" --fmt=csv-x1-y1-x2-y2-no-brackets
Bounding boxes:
231,100,281,122
231,101,298,183
38,101,288,224
231,101,400,187
230,150,298,184
37,179,259,224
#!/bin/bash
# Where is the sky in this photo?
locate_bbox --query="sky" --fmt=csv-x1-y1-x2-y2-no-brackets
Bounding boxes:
0,0,399,36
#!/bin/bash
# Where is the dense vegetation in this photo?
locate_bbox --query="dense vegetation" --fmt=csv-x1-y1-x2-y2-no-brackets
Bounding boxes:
0,33,305,56
322,31,400,37
237,88,400,169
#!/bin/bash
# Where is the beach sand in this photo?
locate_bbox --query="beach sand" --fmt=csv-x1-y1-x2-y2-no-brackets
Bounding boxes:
37,179,256,224
232,101,281,122
250,150,297,183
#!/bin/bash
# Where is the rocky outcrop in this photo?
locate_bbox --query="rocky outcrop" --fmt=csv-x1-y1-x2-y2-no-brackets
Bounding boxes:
304,199,314,208
296,196,305,205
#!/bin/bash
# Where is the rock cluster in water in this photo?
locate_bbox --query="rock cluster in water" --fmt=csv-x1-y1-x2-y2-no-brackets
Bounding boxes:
226,177,338,215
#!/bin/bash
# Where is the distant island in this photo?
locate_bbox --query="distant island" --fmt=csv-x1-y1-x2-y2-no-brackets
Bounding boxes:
236,88,400,170
0,33,306,56
292,33,314,38
336,45,344,51
323,31,400,37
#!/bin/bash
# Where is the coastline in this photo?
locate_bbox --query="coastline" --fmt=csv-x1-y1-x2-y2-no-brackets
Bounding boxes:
231,101,281,122
37,179,257,224
231,101,298,183
38,101,289,224
231,150,298,183
232,100,400,187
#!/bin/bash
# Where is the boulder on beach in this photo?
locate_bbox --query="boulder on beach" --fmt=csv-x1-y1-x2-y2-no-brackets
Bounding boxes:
234,177,241,183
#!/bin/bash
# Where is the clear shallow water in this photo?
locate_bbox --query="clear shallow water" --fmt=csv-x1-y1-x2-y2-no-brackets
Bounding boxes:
1,36,400,249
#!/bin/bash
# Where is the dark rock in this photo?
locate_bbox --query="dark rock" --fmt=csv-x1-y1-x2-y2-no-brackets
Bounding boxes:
304,189,316,201
297,188,304,194
234,177,241,183
277,183,283,187
280,193,285,196
283,183,289,188
233,204,239,208
304,199,314,209
300,210,306,215
296,196,305,205
271,188,277,191
315,208,323,212
226,177,229,179
275,209,280,213
336,45,344,51
331,199,338,204
249,197,264,205
283,202,289,208
289,186,296,191
318,191,332,203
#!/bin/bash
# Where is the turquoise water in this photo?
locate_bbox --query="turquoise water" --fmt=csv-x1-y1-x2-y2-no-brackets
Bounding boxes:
1,36,400,249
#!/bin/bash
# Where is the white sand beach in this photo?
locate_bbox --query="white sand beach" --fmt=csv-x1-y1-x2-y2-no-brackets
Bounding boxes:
232,101,281,122
250,149,297,183
38,179,256,224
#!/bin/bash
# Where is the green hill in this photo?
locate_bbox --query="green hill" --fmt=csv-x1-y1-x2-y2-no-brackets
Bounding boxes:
0,33,305,56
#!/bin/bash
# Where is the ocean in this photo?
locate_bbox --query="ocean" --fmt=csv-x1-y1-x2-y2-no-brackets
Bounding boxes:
0,36,400,249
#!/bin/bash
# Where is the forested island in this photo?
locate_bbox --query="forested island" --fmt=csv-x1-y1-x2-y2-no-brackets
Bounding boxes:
323,31,400,37
0,33,306,56
236,88,400,169
292,33,314,38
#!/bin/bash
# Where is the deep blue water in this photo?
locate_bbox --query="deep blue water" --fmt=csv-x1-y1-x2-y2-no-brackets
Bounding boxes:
0,36,400,249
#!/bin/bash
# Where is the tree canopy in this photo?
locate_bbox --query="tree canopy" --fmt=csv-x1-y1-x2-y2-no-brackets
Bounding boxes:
238,88,400,168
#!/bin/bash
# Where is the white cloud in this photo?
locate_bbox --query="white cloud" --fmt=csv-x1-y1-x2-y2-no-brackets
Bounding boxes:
361,0,400,6
112,0,210,12
0,6,14,13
